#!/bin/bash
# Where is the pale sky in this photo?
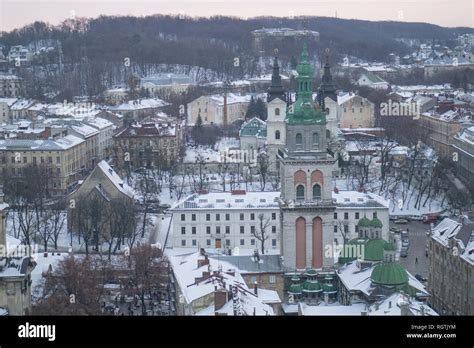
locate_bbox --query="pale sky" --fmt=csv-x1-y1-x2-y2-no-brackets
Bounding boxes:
0,0,473,32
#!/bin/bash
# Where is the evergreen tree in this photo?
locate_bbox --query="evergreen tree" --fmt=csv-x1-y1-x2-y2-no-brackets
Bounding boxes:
255,98,268,121
245,96,256,118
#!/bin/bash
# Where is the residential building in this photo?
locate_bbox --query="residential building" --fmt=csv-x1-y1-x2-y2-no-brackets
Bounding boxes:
357,72,389,89
113,118,181,171
0,135,86,195
84,117,115,161
140,73,193,97
0,75,22,98
0,98,18,123
108,98,169,122
451,125,474,191
338,93,375,129
428,218,474,315
7,46,32,64
187,93,252,126
239,117,266,153
170,249,280,315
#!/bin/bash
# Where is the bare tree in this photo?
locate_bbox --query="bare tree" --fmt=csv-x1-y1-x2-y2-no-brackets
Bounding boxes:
252,213,271,255
256,152,270,192
134,170,160,238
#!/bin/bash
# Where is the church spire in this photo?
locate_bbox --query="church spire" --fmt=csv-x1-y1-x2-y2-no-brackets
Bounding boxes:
267,48,286,102
317,48,337,108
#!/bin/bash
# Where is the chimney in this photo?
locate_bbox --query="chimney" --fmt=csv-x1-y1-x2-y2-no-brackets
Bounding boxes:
388,301,392,309
197,254,209,268
254,281,258,295
214,288,227,312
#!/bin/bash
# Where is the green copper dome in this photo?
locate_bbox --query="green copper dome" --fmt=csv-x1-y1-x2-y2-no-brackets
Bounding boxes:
370,217,383,228
371,262,409,286
302,280,322,293
383,242,396,251
304,268,318,277
338,238,392,264
296,43,315,77
358,216,371,227
323,283,337,294
288,283,303,295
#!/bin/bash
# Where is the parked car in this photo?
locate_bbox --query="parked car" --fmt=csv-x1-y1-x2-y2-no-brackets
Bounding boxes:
390,227,402,233
410,215,423,221
394,219,409,224
402,240,410,248
415,274,427,282
400,249,408,257
389,215,399,221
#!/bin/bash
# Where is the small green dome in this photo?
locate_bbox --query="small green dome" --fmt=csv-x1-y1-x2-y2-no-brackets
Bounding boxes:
370,217,383,228
302,280,322,293
383,242,396,251
323,283,337,294
371,262,409,286
358,216,371,227
364,239,390,261
290,275,300,283
288,283,303,294
304,268,318,277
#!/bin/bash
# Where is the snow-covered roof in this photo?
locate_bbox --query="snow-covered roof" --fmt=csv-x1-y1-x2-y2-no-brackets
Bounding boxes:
109,98,169,112
71,123,100,138
332,190,389,209
10,99,35,110
96,160,135,199
85,117,114,130
431,218,474,265
171,191,280,211
0,98,18,107
0,134,84,151
170,251,278,315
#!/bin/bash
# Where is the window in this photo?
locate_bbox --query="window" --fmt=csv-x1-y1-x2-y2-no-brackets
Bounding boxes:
269,275,276,283
272,239,277,247
295,133,303,150
312,132,319,149
56,156,60,164
181,214,185,221
250,213,255,220
181,227,186,235
192,239,197,246
334,212,338,219
272,226,276,233
373,212,377,218
275,108,280,116
344,225,349,233
312,184,321,200
251,226,255,234
272,213,276,220
275,130,280,140
251,239,255,246
192,227,196,235
206,226,211,234
355,212,360,219
207,239,211,246
240,226,245,234
225,214,230,221
296,184,305,201
226,239,230,246
206,214,211,221
240,213,244,221
226,226,230,234
240,239,245,246
216,214,220,221
23,157,27,163
355,225,359,233
334,225,338,233
216,226,221,234
192,214,196,221
181,240,186,246
344,212,349,220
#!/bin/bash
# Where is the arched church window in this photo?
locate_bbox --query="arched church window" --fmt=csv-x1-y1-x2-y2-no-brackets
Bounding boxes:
312,132,319,149
312,184,321,200
326,129,331,139
275,130,280,140
295,133,303,150
296,185,305,201
275,108,280,116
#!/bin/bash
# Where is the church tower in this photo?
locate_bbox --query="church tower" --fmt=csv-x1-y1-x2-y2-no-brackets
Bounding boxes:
317,50,338,140
279,43,338,271
266,50,287,173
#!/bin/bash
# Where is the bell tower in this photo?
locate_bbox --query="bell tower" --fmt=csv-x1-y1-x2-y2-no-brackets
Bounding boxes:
279,43,338,271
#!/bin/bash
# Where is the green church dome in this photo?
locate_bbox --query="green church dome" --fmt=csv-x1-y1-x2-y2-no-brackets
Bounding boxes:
383,242,396,251
358,216,371,227
370,217,383,228
302,280,322,293
323,283,337,294
304,268,318,277
288,283,303,295
364,239,390,261
338,238,392,264
371,262,409,286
